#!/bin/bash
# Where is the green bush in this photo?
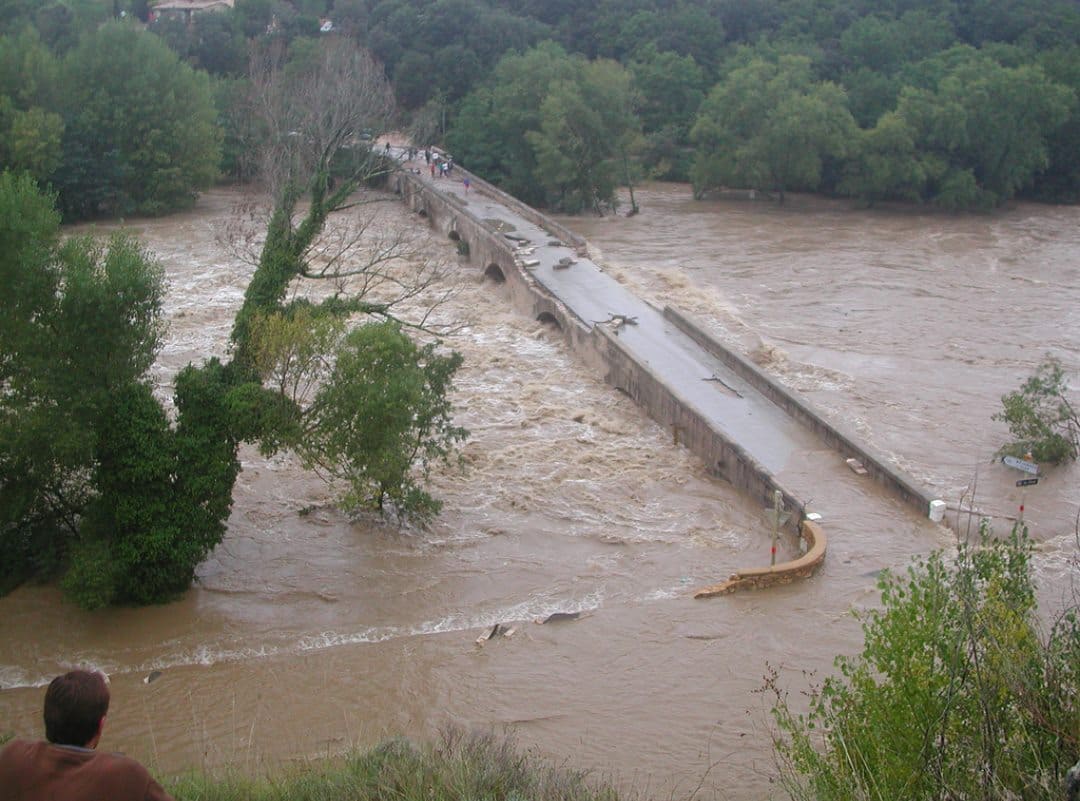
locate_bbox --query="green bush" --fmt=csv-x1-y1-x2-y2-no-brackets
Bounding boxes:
769,524,1079,801
995,356,1080,464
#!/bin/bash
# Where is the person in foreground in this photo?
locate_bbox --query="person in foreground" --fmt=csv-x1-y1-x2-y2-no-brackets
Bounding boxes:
0,669,174,801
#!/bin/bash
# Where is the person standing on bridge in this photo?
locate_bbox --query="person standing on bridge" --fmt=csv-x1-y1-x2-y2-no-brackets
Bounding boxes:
463,176,470,193
0,669,175,801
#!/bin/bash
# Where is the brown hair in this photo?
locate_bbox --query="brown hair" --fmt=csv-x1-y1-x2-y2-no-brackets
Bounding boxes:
43,670,110,746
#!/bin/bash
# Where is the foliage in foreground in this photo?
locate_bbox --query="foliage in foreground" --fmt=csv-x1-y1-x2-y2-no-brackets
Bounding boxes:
167,730,621,801
0,172,239,606
2,37,470,608
769,526,1080,801
995,356,1080,464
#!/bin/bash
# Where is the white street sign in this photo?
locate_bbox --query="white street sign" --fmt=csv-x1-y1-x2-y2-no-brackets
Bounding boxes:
1002,455,1039,475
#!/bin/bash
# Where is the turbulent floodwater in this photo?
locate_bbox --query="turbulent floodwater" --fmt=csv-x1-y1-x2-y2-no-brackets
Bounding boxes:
557,186,1080,560
1,184,1077,800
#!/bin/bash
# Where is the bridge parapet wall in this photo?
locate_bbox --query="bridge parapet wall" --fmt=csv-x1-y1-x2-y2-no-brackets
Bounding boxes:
390,170,599,362
664,307,937,521
592,325,805,527
450,166,588,254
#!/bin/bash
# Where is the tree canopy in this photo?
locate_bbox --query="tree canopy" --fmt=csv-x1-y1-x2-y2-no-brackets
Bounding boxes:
691,55,856,202
3,0,1080,210
0,172,238,606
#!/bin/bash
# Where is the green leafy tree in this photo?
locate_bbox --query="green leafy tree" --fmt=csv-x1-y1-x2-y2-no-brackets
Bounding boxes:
896,47,1075,207
0,172,243,606
295,322,467,520
446,41,581,207
691,55,857,202
448,44,642,212
0,183,164,580
227,37,468,521
995,356,1079,464
629,44,707,138
1034,44,1080,201
769,525,1079,801
0,30,64,180
0,172,244,604
526,58,642,213
837,111,925,204
1,105,63,180
65,368,240,608
55,21,221,217
839,11,954,76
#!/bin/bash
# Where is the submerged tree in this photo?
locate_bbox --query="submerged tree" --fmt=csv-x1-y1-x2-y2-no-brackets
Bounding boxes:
228,36,467,521
526,57,642,213
995,355,1079,464
690,55,856,203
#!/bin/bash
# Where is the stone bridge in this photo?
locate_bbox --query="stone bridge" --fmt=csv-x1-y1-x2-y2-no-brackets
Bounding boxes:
388,159,945,596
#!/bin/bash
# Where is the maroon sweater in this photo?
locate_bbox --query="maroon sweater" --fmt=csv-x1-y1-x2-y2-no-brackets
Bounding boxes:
0,739,174,801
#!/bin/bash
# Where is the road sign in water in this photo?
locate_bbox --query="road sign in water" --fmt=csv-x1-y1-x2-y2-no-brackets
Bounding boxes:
1002,455,1039,475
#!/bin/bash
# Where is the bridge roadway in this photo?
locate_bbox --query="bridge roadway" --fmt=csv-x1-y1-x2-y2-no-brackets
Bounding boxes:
393,150,945,589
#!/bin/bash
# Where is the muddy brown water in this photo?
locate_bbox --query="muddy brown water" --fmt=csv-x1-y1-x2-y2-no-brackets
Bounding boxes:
1,184,1076,800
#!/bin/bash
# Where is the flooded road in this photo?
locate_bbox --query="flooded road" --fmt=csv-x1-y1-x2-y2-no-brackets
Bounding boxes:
1,184,1076,800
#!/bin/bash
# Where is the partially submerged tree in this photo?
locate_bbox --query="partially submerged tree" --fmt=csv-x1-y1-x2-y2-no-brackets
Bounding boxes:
526,57,643,213
690,55,856,203
229,36,467,521
995,355,1079,464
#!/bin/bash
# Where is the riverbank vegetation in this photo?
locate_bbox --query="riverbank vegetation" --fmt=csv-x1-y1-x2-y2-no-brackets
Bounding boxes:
767,525,1080,800
166,731,623,801
4,0,1080,216
0,37,468,607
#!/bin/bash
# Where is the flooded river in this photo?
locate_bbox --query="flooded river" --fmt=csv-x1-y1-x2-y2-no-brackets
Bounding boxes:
1,184,1077,800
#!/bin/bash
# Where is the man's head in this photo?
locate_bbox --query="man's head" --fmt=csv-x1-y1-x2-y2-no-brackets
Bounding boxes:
43,670,110,747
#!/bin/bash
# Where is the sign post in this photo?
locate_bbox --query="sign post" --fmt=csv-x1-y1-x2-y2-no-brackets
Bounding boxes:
766,490,790,566
1001,455,1039,524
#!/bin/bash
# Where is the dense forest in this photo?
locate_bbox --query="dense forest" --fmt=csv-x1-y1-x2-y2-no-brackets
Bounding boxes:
1,0,1079,215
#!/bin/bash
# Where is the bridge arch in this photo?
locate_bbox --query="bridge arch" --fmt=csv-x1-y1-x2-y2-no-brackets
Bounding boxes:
484,263,506,283
448,229,461,241
537,311,562,331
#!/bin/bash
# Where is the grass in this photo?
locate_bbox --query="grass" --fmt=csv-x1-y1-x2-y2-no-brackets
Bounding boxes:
166,728,625,801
